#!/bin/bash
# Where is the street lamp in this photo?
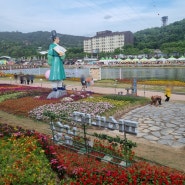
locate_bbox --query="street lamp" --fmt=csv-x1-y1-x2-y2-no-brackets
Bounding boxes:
40,78,43,87
9,77,12,84
114,80,117,94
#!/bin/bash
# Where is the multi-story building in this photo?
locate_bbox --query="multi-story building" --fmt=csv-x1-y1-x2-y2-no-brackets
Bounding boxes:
84,30,134,53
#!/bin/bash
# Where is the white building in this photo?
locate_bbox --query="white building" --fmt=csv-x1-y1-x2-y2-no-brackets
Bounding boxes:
84,30,134,53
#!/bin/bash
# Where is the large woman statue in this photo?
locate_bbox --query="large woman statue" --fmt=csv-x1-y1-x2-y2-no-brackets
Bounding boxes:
47,30,67,99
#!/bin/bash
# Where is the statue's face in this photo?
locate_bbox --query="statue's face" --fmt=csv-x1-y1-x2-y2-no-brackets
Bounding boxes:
54,37,60,44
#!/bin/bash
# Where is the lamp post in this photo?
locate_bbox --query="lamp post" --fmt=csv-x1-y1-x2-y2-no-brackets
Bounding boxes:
9,77,12,84
114,80,117,94
40,78,43,87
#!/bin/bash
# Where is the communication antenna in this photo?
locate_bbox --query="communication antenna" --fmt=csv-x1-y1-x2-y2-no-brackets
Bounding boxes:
161,16,168,26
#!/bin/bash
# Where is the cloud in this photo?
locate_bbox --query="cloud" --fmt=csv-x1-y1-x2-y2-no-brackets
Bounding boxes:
104,15,112,20
0,0,185,35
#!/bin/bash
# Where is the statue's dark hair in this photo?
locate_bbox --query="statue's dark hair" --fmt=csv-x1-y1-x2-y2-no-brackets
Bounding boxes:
51,30,57,41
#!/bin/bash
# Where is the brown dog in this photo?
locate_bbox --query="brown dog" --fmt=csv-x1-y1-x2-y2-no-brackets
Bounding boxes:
151,95,162,106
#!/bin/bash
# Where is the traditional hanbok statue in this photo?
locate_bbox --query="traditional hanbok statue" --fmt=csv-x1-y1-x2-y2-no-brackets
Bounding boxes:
47,30,67,99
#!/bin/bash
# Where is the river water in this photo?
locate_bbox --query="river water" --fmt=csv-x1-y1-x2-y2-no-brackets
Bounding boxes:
2,66,185,81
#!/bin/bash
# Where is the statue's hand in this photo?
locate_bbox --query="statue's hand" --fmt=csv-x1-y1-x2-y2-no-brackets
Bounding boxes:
59,52,64,56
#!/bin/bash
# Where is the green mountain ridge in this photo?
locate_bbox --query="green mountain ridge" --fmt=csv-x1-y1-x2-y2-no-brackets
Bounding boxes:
0,31,87,49
0,31,88,58
0,18,185,57
134,18,185,53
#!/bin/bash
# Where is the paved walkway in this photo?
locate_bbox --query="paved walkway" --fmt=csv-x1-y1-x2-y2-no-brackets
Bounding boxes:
1,79,185,148
121,102,185,148
1,79,185,101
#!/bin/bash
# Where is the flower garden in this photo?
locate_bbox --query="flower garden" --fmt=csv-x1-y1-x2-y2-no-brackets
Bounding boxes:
116,79,185,87
0,83,185,184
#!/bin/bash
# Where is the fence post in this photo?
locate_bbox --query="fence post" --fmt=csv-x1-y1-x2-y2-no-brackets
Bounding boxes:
119,68,121,79
99,67,102,80
82,115,88,154
124,124,128,167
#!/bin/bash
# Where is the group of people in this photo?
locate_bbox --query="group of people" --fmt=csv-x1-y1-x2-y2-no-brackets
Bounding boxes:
80,75,94,91
151,85,172,106
14,73,34,85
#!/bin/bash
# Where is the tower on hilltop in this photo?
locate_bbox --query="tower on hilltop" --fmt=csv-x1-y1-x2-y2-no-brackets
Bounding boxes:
161,16,168,26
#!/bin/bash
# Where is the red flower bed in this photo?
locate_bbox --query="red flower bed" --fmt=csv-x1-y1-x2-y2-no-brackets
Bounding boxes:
0,97,60,116
116,78,133,84
1,123,185,184
0,84,50,95
0,84,94,116
36,133,185,185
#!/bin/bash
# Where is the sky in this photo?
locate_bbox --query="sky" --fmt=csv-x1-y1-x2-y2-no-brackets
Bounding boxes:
0,0,185,37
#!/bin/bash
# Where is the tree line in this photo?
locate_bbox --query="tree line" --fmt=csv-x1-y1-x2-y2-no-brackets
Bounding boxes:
0,31,87,59
0,18,185,60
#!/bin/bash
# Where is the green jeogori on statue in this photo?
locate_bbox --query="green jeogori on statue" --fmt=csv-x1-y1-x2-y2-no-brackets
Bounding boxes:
47,30,67,99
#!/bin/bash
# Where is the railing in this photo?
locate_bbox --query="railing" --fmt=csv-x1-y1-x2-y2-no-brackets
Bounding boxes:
48,111,138,167
2,66,185,81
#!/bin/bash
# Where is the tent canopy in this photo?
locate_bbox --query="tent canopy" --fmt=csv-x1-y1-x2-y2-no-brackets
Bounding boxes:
149,57,157,62
157,57,166,61
177,56,185,61
140,57,148,62
167,56,176,61
132,57,139,62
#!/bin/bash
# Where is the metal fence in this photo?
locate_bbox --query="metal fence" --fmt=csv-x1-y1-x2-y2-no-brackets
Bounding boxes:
101,67,185,81
1,66,185,81
47,111,138,168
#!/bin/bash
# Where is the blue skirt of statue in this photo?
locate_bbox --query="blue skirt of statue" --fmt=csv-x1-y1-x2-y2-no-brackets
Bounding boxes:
47,43,66,81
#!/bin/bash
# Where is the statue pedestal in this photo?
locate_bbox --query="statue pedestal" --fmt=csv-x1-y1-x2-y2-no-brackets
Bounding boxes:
47,90,67,99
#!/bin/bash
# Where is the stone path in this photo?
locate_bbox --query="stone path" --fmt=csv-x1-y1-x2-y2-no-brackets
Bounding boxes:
121,102,185,148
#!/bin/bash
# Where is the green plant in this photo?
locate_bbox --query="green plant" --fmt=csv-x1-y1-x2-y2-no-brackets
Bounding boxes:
103,94,148,103
0,135,57,184
93,133,137,163
43,110,68,121
0,92,24,103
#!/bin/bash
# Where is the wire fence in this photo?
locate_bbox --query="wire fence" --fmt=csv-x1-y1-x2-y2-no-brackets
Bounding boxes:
47,111,138,168
1,66,185,81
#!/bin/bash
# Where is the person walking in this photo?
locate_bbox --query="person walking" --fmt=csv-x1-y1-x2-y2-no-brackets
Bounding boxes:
80,74,87,91
26,74,30,85
14,73,18,83
165,85,171,102
29,74,34,84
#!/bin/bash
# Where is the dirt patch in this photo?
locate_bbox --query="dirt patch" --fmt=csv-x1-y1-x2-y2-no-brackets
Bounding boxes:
0,110,185,172
0,111,51,135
